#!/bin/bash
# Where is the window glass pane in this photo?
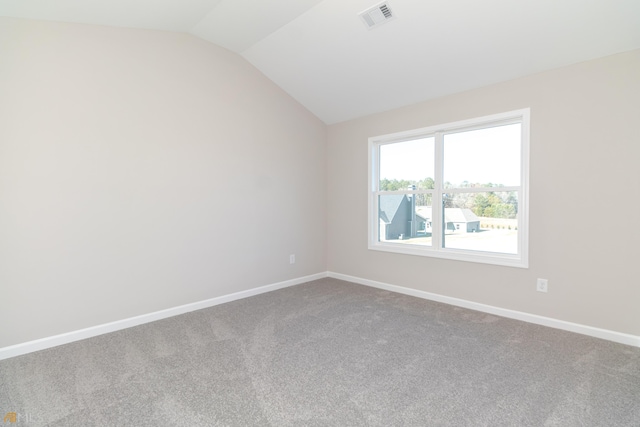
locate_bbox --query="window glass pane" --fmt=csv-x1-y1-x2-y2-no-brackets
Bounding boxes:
379,137,435,191
379,193,432,246
443,123,520,189
443,191,518,254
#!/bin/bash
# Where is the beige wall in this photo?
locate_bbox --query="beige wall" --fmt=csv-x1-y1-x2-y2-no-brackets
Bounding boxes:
0,18,327,348
328,49,640,336
1,16,638,349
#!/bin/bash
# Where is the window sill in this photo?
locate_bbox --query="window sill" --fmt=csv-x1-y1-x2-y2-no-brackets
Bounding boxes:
368,242,528,268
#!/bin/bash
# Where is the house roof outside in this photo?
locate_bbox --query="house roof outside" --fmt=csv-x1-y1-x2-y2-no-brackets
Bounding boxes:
378,194,406,224
416,206,479,224
446,208,480,223
381,198,479,224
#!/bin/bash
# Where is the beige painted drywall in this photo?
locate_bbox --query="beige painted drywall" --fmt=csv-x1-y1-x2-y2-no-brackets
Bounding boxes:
1,16,638,350
328,49,640,336
0,18,326,348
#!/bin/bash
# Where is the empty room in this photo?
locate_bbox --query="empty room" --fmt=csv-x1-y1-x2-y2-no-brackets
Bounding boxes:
1,0,639,425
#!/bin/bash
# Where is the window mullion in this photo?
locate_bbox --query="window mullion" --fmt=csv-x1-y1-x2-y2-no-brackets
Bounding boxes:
432,132,444,250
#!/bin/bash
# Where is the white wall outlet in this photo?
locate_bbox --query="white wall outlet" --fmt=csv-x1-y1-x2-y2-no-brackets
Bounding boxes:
289,254,295,264
536,278,548,293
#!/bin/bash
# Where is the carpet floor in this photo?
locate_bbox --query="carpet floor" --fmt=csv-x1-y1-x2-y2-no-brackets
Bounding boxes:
1,278,639,426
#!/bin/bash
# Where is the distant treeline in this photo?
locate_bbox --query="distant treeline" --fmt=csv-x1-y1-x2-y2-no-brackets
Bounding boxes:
379,178,517,219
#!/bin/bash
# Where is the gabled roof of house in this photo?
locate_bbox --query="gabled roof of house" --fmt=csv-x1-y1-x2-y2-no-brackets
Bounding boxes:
415,207,431,221
446,208,479,223
379,195,406,224
415,207,479,223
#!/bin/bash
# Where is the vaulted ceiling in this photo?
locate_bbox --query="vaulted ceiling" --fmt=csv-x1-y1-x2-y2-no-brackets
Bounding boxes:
2,0,639,124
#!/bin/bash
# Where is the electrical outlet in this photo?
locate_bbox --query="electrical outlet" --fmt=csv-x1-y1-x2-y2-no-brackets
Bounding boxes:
536,278,548,293
290,254,295,264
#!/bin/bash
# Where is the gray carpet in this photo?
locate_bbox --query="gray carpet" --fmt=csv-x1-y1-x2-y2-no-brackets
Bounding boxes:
1,278,639,426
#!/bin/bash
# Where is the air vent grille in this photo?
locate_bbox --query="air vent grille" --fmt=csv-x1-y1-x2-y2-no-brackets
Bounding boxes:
379,4,392,19
358,2,396,29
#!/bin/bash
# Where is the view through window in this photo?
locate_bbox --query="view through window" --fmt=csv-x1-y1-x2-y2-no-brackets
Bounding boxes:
369,109,529,267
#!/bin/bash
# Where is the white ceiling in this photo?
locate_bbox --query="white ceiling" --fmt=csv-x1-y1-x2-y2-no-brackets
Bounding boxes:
2,0,640,124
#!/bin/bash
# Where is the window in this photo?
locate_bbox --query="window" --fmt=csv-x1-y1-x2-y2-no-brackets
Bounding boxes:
368,109,529,268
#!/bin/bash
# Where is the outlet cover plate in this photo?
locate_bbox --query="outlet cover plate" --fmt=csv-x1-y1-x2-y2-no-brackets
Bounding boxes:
536,278,548,292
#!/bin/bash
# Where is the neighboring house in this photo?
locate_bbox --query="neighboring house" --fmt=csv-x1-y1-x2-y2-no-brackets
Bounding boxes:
416,206,481,234
378,194,413,240
380,195,481,241
446,208,481,233
415,209,431,234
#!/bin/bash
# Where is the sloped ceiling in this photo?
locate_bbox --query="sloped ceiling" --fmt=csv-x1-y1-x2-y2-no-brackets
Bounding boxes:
2,0,639,124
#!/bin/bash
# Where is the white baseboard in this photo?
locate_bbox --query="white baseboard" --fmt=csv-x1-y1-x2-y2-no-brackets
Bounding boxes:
0,272,328,361
3,270,637,360
327,271,640,348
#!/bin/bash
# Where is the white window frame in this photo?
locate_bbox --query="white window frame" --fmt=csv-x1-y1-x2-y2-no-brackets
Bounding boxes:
368,108,530,268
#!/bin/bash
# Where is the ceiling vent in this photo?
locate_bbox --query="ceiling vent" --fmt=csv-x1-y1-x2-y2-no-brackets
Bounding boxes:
358,2,395,30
